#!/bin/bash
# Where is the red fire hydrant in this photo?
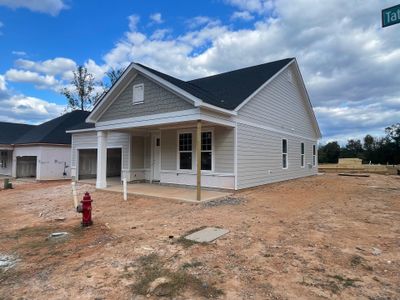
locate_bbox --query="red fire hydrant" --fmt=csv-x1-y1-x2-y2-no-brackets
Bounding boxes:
77,192,93,227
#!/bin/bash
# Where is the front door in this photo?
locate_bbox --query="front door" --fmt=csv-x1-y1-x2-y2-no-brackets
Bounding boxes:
152,133,161,181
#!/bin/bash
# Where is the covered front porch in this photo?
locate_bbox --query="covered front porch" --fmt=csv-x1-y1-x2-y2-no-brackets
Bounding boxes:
93,114,236,200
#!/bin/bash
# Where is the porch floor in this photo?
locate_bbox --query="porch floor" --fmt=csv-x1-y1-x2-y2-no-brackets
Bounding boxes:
79,178,232,202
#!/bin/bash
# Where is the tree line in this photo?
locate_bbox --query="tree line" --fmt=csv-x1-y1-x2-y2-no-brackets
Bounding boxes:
318,123,400,165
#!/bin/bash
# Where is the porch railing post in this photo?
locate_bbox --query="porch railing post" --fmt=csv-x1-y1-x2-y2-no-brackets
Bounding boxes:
196,120,202,201
96,130,108,189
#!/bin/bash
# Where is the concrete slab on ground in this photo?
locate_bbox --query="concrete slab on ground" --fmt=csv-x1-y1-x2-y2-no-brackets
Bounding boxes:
96,182,231,203
185,227,229,243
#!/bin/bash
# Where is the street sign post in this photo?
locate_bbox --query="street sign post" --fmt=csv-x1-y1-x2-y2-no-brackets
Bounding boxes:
382,4,400,27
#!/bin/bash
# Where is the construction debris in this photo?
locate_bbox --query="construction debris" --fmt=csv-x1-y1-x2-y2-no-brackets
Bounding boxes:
48,232,69,239
184,227,229,243
372,247,382,256
338,173,370,177
0,255,18,271
202,196,244,207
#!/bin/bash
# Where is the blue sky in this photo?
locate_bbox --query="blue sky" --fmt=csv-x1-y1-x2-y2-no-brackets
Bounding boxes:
0,0,399,144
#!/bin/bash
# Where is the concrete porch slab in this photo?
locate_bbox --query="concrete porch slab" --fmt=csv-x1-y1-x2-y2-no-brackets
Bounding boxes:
185,227,229,243
97,182,232,203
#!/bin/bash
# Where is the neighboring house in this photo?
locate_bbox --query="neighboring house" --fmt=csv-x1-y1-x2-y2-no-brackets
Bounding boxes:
0,110,90,180
68,58,321,190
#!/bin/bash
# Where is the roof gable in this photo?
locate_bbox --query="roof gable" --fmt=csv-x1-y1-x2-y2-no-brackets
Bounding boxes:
88,58,294,122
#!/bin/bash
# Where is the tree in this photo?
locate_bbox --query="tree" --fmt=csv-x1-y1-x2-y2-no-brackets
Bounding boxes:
385,123,400,146
318,141,341,163
60,66,98,111
106,67,124,86
384,123,400,164
341,139,363,158
102,67,125,92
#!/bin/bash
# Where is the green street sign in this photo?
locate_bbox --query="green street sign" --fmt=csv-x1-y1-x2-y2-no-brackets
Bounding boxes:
382,4,400,27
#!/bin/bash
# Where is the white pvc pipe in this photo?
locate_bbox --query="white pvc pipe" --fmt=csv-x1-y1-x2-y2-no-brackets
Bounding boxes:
123,178,127,201
71,181,78,209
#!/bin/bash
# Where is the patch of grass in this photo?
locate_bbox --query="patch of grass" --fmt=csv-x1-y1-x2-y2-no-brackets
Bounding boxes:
301,274,361,295
181,261,203,269
350,255,373,271
350,255,363,267
130,254,223,298
329,274,361,288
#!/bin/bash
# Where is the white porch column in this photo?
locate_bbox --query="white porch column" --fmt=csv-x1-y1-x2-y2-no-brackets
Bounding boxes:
96,131,108,188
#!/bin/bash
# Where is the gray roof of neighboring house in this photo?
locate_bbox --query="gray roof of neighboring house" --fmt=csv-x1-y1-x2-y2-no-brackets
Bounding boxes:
0,122,36,144
137,58,294,110
7,110,91,145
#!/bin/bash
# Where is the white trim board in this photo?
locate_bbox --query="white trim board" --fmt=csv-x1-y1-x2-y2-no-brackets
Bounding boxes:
94,109,235,131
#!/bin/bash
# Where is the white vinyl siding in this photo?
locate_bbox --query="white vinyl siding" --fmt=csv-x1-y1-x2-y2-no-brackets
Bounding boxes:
71,131,130,171
237,123,318,189
237,64,319,139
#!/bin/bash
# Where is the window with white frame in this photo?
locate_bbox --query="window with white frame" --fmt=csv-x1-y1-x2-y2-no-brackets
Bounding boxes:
179,133,192,170
201,131,212,171
0,151,7,168
282,139,288,169
301,142,305,167
132,83,144,104
312,144,316,166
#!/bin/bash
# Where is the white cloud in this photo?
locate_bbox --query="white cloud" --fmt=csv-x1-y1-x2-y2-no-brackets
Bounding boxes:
224,0,274,14
0,79,64,124
185,16,220,29
11,50,27,56
84,59,108,81
0,75,6,91
15,57,76,80
0,94,64,124
231,11,255,21
150,29,171,40
0,0,68,16
149,13,163,24
5,69,58,89
128,14,140,31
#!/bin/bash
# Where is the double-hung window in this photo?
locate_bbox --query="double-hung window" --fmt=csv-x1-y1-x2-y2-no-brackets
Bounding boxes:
282,139,288,169
0,151,7,168
179,133,192,170
201,131,212,171
301,143,305,167
312,144,316,166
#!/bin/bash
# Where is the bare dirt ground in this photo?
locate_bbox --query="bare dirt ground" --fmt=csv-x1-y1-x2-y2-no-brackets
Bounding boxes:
0,174,399,299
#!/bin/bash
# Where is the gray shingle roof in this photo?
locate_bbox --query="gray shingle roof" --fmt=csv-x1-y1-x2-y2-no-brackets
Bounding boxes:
0,122,36,144
13,110,90,145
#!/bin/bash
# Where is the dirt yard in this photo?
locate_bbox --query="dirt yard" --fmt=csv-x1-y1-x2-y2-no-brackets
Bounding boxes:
0,174,399,299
